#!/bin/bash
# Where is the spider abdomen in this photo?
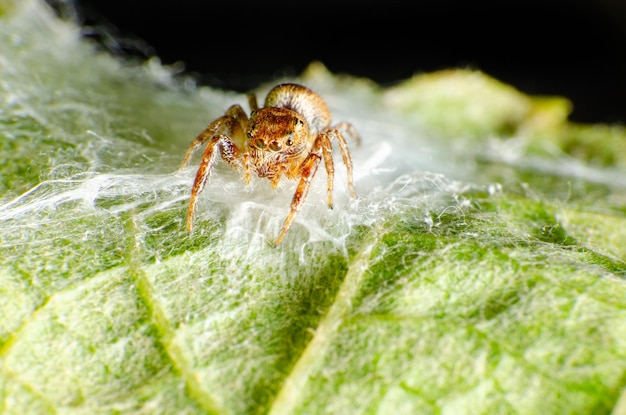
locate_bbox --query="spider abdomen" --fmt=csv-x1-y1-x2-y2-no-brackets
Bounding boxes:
264,83,331,136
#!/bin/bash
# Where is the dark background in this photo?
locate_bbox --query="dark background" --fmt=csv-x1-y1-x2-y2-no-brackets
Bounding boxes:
49,0,626,124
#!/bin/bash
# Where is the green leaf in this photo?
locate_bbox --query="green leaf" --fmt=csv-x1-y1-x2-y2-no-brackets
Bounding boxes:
2,1,626,414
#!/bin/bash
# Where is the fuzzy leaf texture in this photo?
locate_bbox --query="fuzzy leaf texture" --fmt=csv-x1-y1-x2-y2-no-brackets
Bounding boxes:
2,1,626,414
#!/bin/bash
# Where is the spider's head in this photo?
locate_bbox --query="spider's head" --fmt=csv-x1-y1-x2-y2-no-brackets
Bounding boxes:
246,107,310,156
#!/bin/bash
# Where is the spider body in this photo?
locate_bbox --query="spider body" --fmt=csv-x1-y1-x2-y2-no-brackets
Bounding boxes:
179,83,359,246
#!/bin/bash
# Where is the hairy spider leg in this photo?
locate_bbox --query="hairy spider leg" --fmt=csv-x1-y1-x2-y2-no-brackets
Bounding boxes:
274,124,358,246
247,93,259,112
274,148,323,247
186,134,244,233
178,104,248,171
318,133,335,208
333,121,362,147
324,125,358,200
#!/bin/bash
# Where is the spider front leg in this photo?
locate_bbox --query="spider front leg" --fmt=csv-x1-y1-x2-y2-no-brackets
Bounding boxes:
179,104,248,172
274,150,322,247
186,134,243,233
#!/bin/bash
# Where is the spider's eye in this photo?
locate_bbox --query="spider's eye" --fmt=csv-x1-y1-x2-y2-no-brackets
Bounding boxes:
269,141,281,152
254,138,266,149
246,132,252,138
285,133,294,146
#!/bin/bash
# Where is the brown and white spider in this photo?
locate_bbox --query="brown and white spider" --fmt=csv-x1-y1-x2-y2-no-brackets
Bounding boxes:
179,83,360,246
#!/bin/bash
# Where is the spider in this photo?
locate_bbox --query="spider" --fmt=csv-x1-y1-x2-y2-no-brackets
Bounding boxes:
179,83,360,246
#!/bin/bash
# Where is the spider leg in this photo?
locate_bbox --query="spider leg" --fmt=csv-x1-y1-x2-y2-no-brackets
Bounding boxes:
186,134,243,233
333,121,362,147
247,93,259,112
324,126,357,197
179,104,248,172
318,133,335,209
274,150,322,246
242,153,252,185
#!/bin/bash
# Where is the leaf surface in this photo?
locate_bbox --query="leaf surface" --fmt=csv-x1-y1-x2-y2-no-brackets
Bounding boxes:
1,1,626,414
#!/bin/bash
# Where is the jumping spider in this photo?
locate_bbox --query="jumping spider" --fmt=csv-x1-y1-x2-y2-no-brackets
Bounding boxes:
179,83,360,246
